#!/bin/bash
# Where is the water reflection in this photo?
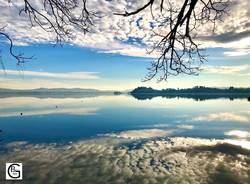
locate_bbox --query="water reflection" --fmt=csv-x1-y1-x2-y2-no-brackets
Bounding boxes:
0,97,99,117
192,112,250,123
0,107,98,117
100,129,173,139
0,95,250,143
131,92,250,101
0,95,250,183
0,136,249,184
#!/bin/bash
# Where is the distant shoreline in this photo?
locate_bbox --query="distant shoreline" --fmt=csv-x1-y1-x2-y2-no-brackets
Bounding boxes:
1,86,250,101
0,88,116,99
130,86,250,101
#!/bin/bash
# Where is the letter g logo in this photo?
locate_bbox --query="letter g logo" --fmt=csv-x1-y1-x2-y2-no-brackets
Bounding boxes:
6,163,23,180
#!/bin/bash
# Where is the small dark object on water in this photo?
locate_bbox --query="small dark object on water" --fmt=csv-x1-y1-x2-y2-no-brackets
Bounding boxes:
114,91,122,95
20,113,23,116
248,97,250,101
56,105,58,108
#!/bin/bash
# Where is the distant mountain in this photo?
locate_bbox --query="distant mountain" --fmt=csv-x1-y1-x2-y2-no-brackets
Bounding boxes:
130,86,250,101
0,88,100,93
0,88,115,98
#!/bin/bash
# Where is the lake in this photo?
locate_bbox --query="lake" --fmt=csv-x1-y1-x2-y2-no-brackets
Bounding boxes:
0,95,249,183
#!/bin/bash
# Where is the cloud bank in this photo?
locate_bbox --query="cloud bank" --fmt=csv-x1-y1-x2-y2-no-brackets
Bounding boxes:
0,0,250,57
0,70,99,80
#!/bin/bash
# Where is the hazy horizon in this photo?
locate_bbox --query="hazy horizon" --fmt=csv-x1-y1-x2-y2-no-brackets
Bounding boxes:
1,85,250,91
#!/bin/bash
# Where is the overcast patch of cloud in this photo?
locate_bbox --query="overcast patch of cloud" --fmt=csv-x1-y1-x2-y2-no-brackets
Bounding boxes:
204,30,250,44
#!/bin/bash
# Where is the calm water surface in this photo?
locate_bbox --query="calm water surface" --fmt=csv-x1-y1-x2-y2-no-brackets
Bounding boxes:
0,95,249,183
0,95,250,142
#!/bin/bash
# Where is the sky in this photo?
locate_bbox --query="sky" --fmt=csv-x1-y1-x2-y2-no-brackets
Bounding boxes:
0,0,250,90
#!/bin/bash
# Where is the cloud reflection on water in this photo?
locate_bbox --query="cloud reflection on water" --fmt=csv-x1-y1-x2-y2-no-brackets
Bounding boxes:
225,130,250,139
0,135,249,184
100,129,174,139
193,112,249,123
0,107,98,117
0,97,99,117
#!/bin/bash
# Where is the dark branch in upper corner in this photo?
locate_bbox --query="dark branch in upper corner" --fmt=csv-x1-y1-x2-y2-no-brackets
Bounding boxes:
19,0,96,43
1,0,231,81
115,0,231,81
0,31,34,65
1,0,97,64
114,0,155,16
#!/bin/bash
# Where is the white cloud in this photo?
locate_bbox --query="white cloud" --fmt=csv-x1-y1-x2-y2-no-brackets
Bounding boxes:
193,112,249,122
224,49,250,57
100,47,158,58
101,129,173,139
0,69,99,79
151,124,170,128
225,139,250,150
203,65,250,75
225,130,250,138
177,125,194,130
0,78,95,89
0,0,250,58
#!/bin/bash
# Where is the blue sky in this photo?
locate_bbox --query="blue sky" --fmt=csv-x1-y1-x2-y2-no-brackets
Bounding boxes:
1,43,250,90
0,0,250,90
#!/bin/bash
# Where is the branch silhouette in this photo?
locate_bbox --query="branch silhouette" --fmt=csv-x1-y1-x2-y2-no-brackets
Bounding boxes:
1,0,230,81
0,31,34,65
115,0,230,81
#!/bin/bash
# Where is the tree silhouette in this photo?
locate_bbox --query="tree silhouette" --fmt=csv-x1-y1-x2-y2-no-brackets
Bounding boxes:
115,0,230,81
0,0,231,80
1,0,95,65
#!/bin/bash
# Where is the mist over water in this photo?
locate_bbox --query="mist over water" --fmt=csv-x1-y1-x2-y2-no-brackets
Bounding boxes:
0,95,250,183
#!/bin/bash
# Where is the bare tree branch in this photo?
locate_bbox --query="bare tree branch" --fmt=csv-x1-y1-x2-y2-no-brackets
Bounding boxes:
18,0,96,43
115,0,231,81
1,0,97,65
114,0,155,16
1,0,231,82
0,31,34,65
